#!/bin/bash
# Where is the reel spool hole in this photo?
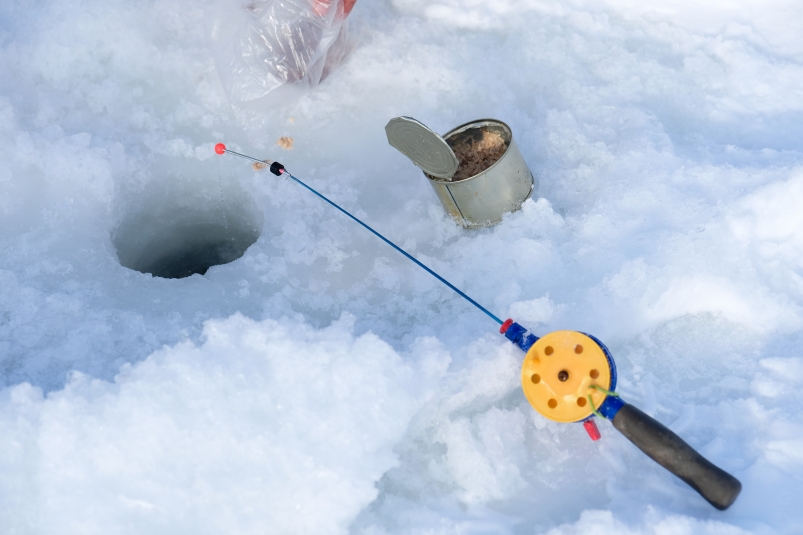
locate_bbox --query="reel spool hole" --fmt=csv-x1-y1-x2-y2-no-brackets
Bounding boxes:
520,331,614,423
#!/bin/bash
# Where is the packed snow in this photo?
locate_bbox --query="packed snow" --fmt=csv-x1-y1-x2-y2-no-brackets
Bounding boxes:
1,0,802,533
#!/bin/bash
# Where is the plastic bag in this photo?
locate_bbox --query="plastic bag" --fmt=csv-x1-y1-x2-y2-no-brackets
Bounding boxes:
213,0,355,110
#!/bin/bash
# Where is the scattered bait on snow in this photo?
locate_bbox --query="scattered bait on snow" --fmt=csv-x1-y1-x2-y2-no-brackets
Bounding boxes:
277,136,294,150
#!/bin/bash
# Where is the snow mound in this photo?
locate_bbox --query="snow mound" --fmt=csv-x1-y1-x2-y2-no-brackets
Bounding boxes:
0,314,444,534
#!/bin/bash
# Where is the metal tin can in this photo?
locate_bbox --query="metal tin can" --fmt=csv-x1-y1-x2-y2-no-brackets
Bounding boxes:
426,119,535,229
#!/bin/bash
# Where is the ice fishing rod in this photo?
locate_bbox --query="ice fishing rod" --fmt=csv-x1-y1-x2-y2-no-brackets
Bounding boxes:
214,142,742,510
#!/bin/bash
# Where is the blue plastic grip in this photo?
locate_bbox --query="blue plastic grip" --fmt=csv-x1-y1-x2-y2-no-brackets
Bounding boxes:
503,322,539,352
599,395,625,420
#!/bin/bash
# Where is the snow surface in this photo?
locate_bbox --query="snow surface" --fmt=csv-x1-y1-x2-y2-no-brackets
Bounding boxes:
1,0,803,533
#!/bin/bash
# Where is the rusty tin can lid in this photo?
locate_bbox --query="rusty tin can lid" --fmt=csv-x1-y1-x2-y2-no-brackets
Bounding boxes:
385,117,459,180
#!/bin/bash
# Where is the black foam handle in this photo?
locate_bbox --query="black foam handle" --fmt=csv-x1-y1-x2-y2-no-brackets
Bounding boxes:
611,403,742,510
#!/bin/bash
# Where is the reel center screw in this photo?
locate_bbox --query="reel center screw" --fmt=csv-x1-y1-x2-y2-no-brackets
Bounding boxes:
558,370,569,382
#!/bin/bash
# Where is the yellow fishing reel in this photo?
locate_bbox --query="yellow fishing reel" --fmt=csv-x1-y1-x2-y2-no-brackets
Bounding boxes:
520,330,614,423
500,318,741,510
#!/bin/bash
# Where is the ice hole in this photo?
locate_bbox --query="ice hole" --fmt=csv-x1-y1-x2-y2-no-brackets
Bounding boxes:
112,167,263,279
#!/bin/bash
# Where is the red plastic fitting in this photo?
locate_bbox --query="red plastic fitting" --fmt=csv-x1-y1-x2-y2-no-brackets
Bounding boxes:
583,418,601,441
500,318,514,334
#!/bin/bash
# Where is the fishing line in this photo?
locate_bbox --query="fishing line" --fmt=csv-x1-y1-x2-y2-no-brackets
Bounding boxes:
216,157,230,231
214,143,504,326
